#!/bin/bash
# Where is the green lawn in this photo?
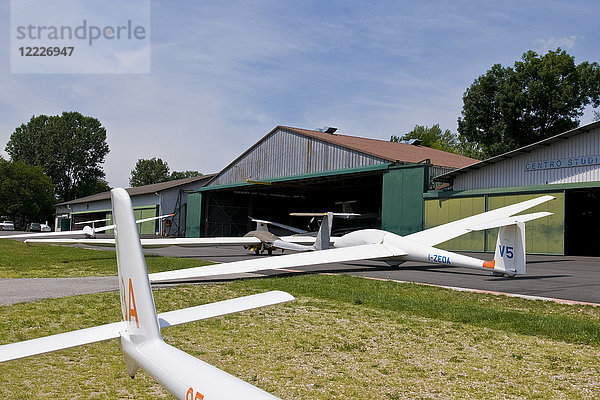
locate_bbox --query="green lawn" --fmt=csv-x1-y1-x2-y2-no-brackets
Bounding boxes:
1,241,600,398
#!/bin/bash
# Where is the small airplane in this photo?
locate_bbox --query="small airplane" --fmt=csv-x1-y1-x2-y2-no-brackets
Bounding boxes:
1,214,174,239
40,221,52,232
147,195,556,283
0,188,292,399
241,212,358,254
248,216,307,235
74,217,110,231
24,213,358,254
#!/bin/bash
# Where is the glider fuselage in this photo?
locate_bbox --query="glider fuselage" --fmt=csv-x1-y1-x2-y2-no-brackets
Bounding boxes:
334,229,487,270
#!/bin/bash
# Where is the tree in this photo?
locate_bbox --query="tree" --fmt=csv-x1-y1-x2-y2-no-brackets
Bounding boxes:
391,124,482,159
458,49,600,158
130,158,202,187
391,124,458,152
169,170,203,180
0,159,55,227
594,110,600,121
129,158,171,187
5,112,110,201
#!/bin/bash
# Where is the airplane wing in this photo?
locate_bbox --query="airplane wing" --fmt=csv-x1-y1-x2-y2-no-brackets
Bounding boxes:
93,213,175,233
74,218,109,225
24,236,329,252
250,217,306,234
25,237,263,248
25,238,117,247
271,240,314,252
3,215,173,240
0,291,292,363
466,212,553,231
0,322,124,363
157,290,294,327
25,236,338,250
139,237,262,248
278,235,339,244
149,243,407,283
1,227,94,239
278,235,317,244
405,195,555,247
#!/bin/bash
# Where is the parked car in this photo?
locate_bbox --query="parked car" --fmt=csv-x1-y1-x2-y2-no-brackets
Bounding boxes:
27,222,42,232
41,221,52,232
0,221,15,231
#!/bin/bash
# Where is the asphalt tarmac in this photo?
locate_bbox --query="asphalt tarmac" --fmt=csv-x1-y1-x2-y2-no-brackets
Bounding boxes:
1,231,599,305
147,246,600,305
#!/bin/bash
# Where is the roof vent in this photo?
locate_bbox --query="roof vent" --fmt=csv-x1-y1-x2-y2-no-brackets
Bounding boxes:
316,126,337,134
400,138,422,146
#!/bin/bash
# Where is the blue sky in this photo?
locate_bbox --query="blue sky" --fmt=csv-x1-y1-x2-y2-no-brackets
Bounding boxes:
1,1,599,187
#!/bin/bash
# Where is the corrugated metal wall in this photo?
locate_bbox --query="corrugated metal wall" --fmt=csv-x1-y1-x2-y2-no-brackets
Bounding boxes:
425,192,565,254
429,165,454,189
381,166,427,235
208,128,387,186
453,126,600,190
185,192,202,238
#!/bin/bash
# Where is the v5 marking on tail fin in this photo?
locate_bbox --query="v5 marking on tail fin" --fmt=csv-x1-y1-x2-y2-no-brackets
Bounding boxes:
498,245,514,259
488,222,526,276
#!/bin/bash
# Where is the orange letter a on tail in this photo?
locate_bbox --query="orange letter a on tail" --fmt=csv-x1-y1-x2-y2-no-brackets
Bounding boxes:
128,278,139,328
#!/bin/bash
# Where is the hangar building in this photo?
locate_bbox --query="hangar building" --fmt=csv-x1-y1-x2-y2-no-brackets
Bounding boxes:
185,125,477,238
431,120,600,256
55,175,214,235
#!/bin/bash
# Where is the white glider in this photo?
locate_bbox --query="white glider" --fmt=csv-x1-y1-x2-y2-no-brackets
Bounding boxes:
0,188,293,399
2,213,174,239
25,212,357,254
148,196,555,283
249,216,307,234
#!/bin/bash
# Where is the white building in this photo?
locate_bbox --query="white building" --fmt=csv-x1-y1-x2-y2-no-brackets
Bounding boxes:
432,120,600,256
54,175,214,236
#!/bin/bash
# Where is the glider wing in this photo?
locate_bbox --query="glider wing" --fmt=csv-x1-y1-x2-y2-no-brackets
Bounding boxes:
405,195,555,246
149,243,406,283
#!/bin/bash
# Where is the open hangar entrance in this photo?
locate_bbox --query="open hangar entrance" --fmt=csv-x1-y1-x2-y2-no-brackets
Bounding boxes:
186,164,429,238
565,188,600,256
203,171,383,237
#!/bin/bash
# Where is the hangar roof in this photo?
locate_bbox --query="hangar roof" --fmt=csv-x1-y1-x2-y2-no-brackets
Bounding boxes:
282,126,478,169
56,174,215,206
206,125,478,187
434,120,600,183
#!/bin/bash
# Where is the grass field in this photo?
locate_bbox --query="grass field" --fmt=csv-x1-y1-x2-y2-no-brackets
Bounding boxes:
1,240,600,398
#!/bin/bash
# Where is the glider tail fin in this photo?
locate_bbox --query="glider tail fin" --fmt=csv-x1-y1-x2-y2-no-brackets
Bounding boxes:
111,188,162,375
313,212,333,250
485,221,527,276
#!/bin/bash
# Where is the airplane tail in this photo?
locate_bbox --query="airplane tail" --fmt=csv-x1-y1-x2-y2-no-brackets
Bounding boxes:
290,212,359,251
1,188,292,399
313,212,333,251
112,188,287,398
111,188,162,375
484,222,527,276
269,213,332,251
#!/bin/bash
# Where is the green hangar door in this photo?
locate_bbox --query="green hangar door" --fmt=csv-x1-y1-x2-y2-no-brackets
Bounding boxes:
565,189,600,256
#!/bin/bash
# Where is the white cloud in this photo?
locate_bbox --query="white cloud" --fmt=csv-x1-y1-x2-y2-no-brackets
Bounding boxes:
535,35,579,52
